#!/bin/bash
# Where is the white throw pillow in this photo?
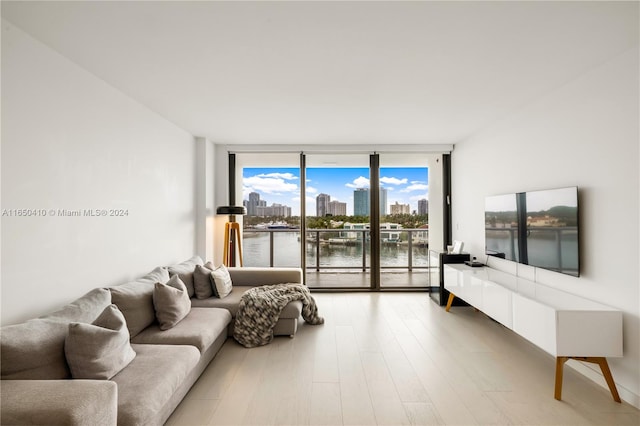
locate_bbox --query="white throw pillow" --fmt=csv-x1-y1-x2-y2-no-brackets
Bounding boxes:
210,265,233,299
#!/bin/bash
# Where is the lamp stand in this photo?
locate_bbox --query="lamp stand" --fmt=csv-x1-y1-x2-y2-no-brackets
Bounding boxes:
222,222,243,267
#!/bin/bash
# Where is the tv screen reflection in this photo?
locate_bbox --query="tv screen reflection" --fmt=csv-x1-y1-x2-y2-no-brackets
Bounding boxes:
485,187,579,277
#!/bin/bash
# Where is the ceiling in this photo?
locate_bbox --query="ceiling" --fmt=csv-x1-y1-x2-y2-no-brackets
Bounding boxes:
2,1,638,146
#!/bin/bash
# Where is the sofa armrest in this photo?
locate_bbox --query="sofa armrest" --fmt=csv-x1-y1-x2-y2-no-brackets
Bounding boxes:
1,379,117,426
228,267,303,287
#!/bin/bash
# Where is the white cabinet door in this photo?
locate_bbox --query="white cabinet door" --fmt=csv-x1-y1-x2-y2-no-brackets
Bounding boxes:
463,270,484,309
512,293,557,356
444,265,462,295
556,311,623,357
482,280,513,329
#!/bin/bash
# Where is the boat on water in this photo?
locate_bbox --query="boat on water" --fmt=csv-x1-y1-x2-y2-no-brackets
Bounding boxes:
249,221,293,230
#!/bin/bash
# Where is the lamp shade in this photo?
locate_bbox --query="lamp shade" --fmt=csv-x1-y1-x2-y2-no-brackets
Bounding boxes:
216,206,247,215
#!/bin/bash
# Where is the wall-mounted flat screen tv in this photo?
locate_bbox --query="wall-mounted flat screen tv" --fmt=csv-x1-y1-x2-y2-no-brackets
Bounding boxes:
485,186,579,277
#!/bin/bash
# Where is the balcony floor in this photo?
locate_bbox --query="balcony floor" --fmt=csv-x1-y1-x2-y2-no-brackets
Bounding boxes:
305,269,430,289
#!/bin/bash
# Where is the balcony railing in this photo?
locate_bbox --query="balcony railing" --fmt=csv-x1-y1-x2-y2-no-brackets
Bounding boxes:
242,228,429,272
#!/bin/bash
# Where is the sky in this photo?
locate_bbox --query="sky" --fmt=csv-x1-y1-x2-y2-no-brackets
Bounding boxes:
243,167,429,216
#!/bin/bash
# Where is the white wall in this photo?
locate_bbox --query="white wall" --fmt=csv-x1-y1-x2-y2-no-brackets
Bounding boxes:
195,137,216,262
451,48,639,406
1,21,197,325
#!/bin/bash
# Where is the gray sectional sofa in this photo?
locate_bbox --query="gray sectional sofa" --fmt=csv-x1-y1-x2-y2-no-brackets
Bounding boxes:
0,257,303,426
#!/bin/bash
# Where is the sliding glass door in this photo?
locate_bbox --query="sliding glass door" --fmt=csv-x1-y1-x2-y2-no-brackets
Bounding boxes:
236,153,301,268
304,154,371,288
233,150,445,290
378,153,442,288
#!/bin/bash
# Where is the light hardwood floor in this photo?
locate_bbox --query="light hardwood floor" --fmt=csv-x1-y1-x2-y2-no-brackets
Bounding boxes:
166,293,639,425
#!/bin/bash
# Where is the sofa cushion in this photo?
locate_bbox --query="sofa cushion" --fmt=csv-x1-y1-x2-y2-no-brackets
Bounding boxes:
210,264,233,298
65,304,136,380
1,288,112,380
110,266,169,338
1,380,118,426
167,256,203,298
227,267,302,286
113,344,200,426
190,286,302,319
1,319,71,379
153,275,192,330
41,288,112,323
132,307,231,353
193,264,214,299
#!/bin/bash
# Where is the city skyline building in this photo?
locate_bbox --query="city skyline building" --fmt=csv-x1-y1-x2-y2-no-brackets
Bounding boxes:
328,200,347,216
354,188,369,216
353,188,388,216
245,192,290,217
418,198,428,215
380,187,388,216
256,203,291,217
316,193,330,217
245,192,266,216
390,201,410,215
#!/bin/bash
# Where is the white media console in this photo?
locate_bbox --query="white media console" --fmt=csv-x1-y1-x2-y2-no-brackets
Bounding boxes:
443,263,623,402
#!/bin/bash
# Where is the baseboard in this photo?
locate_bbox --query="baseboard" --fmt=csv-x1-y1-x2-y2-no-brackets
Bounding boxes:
567,359,640,409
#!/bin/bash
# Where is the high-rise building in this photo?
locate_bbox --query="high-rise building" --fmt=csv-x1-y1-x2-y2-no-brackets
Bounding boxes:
328,200,347,216
316,193,331,217
353,188,387,216
390,201,410,215
380,187,388,216
354,188,369,216
418,199,428,215
256,203,291,217
246,192,261,216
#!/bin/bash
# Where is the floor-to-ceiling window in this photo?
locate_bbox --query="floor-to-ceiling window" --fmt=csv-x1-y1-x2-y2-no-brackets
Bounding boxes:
232,149,447,290
378,153,442,289
236,153,301,268
304,153,371,288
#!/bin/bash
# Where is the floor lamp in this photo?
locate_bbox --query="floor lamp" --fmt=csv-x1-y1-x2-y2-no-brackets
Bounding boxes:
216,206,247,267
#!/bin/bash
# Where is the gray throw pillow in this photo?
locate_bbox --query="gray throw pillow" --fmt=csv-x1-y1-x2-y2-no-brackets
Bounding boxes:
153,275,191,330
210,264,233,299
167,256,204,298
65,304,136,380
109,281,155,338
109,266,170,338
193,264,214,299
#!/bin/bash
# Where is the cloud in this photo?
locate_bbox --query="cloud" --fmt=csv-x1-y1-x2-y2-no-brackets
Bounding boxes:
345,176,370,188
306,186,318,194
257,172,298,180
244,175,298,195
409,193,429,202
401,183,428,193
381,176,408,185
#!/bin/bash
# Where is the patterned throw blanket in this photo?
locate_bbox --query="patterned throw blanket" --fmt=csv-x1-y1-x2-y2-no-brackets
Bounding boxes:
233,283,324,348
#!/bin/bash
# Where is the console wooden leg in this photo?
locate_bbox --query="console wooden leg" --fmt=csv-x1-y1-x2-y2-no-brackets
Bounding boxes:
593,357,621,403
555,357,568,400
555,356,621,403
445,293,455,312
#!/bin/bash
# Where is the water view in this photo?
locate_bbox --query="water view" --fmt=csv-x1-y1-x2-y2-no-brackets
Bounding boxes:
243,231,430,270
